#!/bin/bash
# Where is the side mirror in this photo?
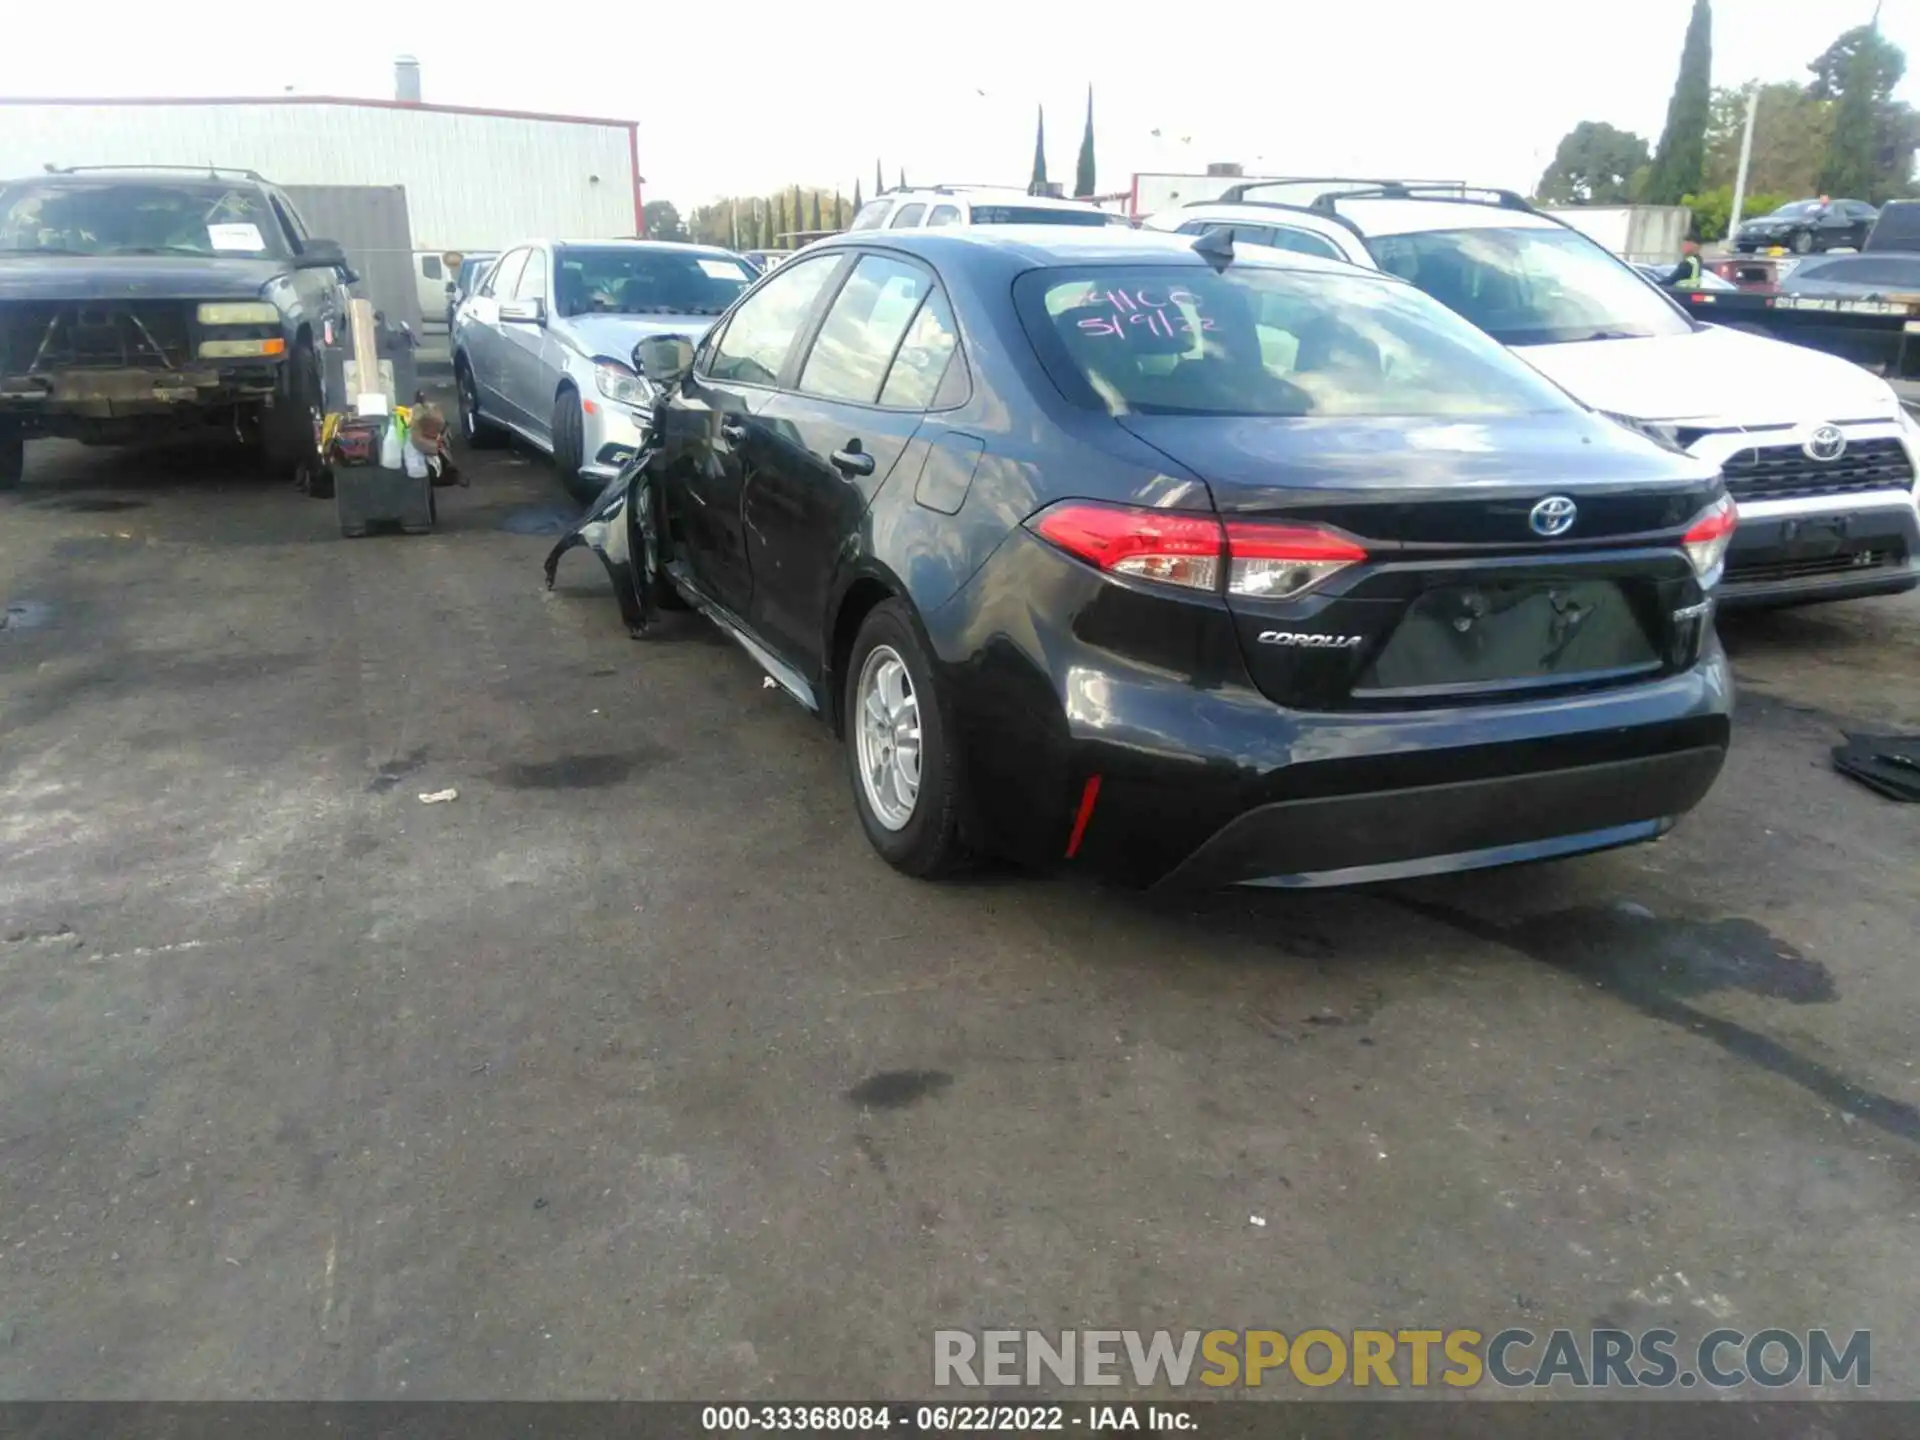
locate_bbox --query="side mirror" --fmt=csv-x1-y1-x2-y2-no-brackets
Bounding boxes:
445,280,456,296
297,238,349,270
634,333,694,389
500,297,547,326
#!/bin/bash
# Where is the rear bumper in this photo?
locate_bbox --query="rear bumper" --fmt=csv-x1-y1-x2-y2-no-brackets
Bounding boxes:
1720,490,1920,608
935,533,1734,890
1158,747,1724,889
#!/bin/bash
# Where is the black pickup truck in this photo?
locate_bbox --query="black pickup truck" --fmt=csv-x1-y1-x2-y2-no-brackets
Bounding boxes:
0,166,356,491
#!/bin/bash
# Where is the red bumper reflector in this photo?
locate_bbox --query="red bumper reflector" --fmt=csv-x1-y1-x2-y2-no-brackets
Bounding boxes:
1065,775,1103,858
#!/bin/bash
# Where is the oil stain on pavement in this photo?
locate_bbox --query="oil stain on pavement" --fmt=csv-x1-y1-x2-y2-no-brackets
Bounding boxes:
1397,896,1920,1145
847,1069,953,1109
493,751,657,790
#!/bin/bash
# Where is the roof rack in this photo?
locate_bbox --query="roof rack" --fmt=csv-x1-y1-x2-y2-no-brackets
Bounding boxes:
1305,182,1540,215
1217,176,1464,203
1176,196,1369,241
42,162,267,182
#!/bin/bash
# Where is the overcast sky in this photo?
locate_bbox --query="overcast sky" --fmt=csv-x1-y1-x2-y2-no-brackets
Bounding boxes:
0,0,1908,208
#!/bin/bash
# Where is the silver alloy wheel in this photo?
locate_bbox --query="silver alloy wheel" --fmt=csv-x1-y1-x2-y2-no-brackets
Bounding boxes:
855,644,922,831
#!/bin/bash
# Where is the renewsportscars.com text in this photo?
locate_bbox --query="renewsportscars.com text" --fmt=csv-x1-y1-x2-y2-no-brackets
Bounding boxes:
933,1328,1871,1390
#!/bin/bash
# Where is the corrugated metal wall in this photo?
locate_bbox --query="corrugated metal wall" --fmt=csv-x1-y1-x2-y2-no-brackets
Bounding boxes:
0,101,636,251
283,184,422,331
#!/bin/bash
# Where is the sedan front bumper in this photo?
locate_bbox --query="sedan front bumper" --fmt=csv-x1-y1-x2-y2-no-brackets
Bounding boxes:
580,398,647,483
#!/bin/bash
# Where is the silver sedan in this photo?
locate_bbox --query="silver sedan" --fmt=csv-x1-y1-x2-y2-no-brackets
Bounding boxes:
452,240,756,498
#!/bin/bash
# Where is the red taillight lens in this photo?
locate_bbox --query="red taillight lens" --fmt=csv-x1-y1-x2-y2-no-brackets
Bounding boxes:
1682,494,1738,582
1028,502,1369,601
1029,501,1224,592
1223,520,1369,600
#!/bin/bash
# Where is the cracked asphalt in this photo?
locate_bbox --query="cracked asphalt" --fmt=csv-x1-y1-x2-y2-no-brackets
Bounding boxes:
1,410,1917,1400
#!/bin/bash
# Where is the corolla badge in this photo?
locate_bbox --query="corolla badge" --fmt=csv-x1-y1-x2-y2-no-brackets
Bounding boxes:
1529,495,1578,537
1257,631,1364,649
1802,424,1846,463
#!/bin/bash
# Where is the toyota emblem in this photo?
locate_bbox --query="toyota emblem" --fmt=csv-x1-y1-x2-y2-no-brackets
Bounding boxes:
1529,495,1578,537
1802,424,1846,463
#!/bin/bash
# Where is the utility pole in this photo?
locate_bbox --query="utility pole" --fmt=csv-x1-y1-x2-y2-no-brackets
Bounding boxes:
1728,86,1759,241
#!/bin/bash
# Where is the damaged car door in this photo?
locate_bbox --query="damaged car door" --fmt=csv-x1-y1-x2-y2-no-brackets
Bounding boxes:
656,251,847,620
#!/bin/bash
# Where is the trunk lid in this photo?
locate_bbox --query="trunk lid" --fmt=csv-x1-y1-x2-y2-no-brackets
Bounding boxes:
1118,412,1725,710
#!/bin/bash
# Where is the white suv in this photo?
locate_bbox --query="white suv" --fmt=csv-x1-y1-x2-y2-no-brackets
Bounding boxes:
1146,182,1920,609
848,186,1127,233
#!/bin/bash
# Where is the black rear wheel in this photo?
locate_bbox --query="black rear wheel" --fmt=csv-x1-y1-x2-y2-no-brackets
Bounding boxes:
457,359,505,449
1791,230,1814,254
842,599,968,878
0,420,22,492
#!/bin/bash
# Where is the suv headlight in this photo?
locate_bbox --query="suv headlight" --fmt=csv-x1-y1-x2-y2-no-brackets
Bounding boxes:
197,302,280,325
594,360,654,409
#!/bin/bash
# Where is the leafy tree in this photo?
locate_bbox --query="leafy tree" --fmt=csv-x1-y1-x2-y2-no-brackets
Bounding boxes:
641,199,688,241
1645,0,1713,205
1536,121,1650,203
1703,82,1834,197
1030,105,1049,194
1810,23,1919,199
1680,184,1790,241
1821,39,1882,197
1075,87,1096,197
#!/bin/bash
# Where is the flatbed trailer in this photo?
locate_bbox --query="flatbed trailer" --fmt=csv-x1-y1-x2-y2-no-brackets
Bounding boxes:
1671,284,1920,377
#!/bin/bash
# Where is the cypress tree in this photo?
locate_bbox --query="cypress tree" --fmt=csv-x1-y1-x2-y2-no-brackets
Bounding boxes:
1075,87,1096,198
1644,0,1713,204
1030,106,1049,194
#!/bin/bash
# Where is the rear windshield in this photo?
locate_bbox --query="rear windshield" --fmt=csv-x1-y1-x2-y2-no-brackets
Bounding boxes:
971,205,1116,227
553,247,754,318
1015,265,1574,419
1366,226,1693,346
0,179,286,258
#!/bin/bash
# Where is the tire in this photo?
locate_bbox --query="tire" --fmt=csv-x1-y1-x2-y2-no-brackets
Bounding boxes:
1791,230,1814,255
0,421,22,491
551,387,594,501
457,358,505,449
265,340,331,498
842,598,967,878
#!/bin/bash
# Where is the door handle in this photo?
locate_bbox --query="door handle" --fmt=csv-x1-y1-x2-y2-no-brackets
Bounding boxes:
720,418,747,444
831,443,876,477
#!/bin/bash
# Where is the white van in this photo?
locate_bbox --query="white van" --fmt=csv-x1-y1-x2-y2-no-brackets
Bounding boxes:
1146,183,1920,609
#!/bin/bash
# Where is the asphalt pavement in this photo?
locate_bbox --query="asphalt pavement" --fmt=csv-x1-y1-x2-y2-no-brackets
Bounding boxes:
1,413,1917,1400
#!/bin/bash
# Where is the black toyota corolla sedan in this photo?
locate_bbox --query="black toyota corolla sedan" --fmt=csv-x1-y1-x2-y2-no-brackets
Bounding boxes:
547,227,1735,889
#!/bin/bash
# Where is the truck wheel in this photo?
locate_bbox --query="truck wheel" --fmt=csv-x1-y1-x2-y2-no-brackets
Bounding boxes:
457,359,505,449
267,341,331,497
0,422,21,492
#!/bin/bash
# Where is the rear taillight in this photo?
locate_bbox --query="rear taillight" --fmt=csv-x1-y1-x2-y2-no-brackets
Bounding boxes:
1223,521,1368,600
1682,494,1738,583
1027,501,1366,600
1029,501,1222,591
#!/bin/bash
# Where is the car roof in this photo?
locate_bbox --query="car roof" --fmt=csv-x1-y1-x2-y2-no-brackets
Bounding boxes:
537,238,746,258
881,188,1110,214
9,168,272,188
1147,202,1360,234
807,224,1393,280
1322,198,1564,238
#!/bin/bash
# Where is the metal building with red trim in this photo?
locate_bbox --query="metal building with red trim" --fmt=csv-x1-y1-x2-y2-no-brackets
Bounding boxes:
0,91,644,252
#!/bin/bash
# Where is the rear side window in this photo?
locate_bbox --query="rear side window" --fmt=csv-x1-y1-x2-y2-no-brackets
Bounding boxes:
969,205,1111,227
889,203,927,229
849,200,892,231
927,205,962,227
421,254,443,279
1016,265,1573,419
799,255,933,403
879,290,961,409
706,252,842,386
